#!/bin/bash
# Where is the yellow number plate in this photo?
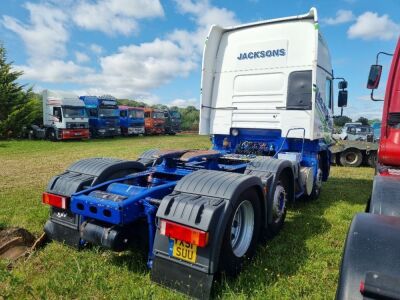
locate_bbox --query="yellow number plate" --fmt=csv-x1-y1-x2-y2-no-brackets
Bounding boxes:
172,239,197,263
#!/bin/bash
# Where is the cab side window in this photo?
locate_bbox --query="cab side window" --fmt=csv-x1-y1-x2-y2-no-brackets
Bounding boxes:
325,78,333,109
145,112,150,118
53,107,62,122
120,110,127,117
287,70,312,110
88,108,97,117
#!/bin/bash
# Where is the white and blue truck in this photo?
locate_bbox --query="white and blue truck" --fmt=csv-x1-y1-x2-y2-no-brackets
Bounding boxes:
41,8,347,298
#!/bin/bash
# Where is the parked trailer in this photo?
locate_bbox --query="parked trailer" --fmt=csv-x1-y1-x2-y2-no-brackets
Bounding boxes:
119,106,145,136
336,40,400,299
80,95,121,138
144,108,165,135
42,8,347,298
330,140,378,167
42,90,89,141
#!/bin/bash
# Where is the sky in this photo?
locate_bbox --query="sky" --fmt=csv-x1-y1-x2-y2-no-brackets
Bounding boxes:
0,0,399,120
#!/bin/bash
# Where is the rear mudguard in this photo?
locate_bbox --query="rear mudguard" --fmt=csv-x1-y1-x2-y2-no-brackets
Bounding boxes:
245,157,295,227
369,175,400,216
44,158,144,248
336,213,400,300
151,169,264,298
136,149,161,167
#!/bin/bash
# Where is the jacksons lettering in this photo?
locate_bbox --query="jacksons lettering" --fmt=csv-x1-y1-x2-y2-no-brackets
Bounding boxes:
237,48,286,60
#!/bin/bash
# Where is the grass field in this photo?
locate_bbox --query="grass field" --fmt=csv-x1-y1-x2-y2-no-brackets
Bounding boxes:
0,135,374,299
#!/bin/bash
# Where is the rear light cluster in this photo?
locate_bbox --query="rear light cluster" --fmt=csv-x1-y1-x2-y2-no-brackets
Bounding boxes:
160,219,209,247
42,192,69,209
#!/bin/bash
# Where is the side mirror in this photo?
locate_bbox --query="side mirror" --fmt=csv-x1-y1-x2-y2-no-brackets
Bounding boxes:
338,90,348,107
367,65,382,89
338,80,348,90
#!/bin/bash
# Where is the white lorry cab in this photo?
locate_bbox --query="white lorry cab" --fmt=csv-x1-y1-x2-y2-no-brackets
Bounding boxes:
42,90,90,141
200,8,348,152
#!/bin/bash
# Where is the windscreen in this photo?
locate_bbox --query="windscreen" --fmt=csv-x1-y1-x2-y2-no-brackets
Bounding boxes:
99,108,119,117
171,111,181,118
62,106,87,118
153,112,165,119
130,110,144,119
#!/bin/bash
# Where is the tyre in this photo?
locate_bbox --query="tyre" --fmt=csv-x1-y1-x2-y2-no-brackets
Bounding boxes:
47,128,58,142
219,189,261,276
266,174,289,237
339,149,363,167
302,167,323,201
367,152,377,168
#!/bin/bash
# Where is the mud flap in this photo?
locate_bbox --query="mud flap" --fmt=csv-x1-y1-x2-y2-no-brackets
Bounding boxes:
151,256,214,299
44,218,81,249
151,169,263,298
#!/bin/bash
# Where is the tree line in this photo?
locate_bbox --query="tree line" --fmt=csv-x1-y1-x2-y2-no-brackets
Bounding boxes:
0,42,199,139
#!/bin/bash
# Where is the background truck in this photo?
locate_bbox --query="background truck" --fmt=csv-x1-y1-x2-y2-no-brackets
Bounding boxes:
41,8,347,298
42,90,89,141
80,95,121,138
331,123,378,167
336,39,400,299
144,108,165,135
330,140,378,167
163,109,181,135
119,106,145,136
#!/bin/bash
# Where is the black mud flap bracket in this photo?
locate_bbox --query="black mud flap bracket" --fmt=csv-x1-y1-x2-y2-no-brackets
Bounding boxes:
151,169,263,299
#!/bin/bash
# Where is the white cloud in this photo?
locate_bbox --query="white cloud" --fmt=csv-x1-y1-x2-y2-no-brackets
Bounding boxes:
80,39,197,97
323,10,355,25
75,51,90,63
90,44,103,55
72,0,164,35
2,2,68,63
2,0,237,101
16,60,93,82
169,98,199,108
171,0,239,55
348,12,400,40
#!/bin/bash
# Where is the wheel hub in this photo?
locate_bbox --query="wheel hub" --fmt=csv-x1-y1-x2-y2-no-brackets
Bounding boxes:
272,185,287,223
230,200,254,257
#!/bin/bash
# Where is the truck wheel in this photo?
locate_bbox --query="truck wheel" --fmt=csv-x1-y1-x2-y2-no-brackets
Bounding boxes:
48,129,57,142
266,176,288,237
303,168,323,201
219,189,261,276
340,149,362,167
367,152,377,168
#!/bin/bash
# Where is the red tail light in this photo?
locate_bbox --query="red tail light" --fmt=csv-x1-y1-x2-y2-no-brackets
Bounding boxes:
160,219,209,247
42,192,68,209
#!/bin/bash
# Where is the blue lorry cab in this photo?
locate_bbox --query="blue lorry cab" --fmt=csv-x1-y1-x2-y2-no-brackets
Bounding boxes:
80,95,121,137
119,105,145,136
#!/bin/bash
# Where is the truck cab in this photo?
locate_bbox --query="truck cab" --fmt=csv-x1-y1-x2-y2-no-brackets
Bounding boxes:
200,8,347,180
163,109,181,135
144,108,165,135
80,95,121,138
336,39,400,300
42,90,89,141
119,106,145,136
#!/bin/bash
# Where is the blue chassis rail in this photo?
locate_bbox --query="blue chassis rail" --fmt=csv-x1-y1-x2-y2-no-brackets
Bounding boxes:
68,129,329,267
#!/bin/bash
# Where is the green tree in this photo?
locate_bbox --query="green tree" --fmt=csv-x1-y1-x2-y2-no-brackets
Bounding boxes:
356,116,369,125
0,43,41,138
178,106,199,131
333,115,352,127
117,99,148,107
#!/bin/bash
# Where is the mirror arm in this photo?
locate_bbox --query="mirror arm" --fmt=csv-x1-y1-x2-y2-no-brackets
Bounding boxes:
376,51,394,64
370,89,384,102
